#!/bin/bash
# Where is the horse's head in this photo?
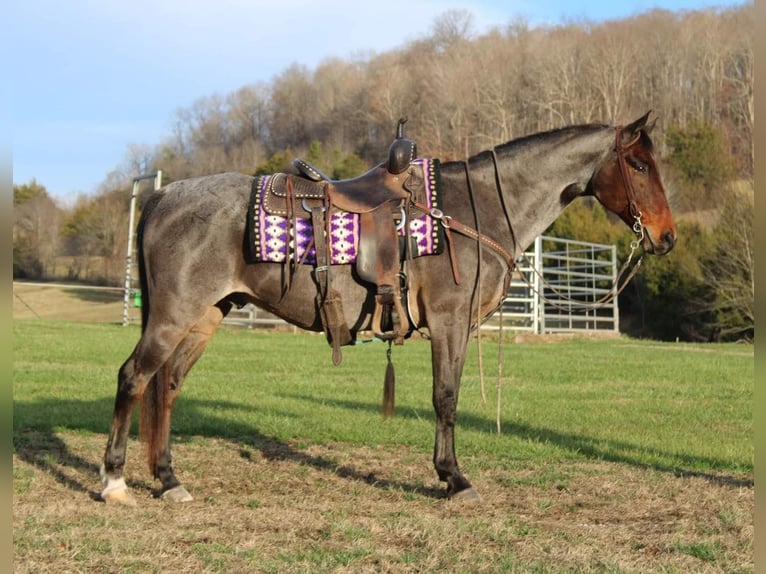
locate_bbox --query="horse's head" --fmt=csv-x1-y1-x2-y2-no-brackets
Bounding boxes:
590,111,677,255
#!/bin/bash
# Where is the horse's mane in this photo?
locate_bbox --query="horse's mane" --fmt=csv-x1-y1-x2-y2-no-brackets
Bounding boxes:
437,123,610,171
496,122,655,154
492,123,609,155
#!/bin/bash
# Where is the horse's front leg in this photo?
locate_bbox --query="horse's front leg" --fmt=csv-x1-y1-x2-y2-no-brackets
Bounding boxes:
430,328,483,502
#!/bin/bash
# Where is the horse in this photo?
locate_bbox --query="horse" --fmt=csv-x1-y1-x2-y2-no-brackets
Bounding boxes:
100,111,676,506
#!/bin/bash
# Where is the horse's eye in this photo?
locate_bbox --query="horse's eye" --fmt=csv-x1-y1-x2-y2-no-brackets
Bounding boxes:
630,159,648,174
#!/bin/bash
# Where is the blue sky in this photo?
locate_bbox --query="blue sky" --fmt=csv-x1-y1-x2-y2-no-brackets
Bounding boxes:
10,0,745,203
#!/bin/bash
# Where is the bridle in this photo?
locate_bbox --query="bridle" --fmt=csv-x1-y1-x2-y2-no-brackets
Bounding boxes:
614,126,647,256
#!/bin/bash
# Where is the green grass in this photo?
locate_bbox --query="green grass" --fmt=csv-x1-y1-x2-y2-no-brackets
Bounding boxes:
13,321,753,478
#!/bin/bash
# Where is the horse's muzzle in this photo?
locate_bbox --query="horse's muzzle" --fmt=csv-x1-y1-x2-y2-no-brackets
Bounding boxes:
646,230,676,255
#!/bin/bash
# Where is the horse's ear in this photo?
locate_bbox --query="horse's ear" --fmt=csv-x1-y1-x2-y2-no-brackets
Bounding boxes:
621,110,652,144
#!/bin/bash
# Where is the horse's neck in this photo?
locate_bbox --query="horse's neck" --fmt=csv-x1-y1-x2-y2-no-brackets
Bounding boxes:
491,128,613,254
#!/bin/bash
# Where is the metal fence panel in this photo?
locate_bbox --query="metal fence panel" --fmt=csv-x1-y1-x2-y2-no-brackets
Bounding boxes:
482,235,619,334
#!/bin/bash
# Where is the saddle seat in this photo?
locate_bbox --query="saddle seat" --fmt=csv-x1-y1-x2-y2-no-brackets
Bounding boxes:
287,159,412,214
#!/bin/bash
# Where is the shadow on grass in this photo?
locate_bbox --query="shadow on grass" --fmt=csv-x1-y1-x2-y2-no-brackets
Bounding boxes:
274,391,754,489
13,428,104,501
64,287,124,304
13,388,752,504
12,397,447,503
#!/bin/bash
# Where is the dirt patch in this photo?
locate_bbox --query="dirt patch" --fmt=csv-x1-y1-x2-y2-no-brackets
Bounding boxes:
512,331,621,344
13,432,753,573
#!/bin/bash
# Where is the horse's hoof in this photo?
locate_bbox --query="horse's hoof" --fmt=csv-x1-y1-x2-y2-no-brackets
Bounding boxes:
100,470,137,506
102,488,138,507
161,485,194,503
450,487,483,504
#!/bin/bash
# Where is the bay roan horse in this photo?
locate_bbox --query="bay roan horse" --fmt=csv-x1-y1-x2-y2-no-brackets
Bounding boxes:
101,111,676,506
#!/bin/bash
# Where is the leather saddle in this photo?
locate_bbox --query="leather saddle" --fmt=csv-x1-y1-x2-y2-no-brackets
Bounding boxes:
262,119,421,360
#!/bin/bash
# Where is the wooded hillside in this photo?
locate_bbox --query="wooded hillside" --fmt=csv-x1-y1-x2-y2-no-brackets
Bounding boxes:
13,4,754,342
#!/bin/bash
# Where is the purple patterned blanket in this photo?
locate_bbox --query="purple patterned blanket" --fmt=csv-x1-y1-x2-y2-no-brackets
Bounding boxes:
246,158,443,265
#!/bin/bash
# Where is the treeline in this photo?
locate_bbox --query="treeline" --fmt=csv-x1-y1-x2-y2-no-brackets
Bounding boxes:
13,4,754,341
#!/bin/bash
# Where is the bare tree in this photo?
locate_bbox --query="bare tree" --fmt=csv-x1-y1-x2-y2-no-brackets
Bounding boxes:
13,181,61,278
720,10,754,173
430,9,476,51
702,184,754,340
227,84,272,145
62,189,130,284
533,26,598,126
268,64,316,150
584,23,639,122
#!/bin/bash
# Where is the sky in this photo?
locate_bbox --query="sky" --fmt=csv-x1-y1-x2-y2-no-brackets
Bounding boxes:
10,0,746,204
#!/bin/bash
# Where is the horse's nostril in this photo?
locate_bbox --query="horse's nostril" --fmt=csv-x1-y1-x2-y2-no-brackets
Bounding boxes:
663,231,676,248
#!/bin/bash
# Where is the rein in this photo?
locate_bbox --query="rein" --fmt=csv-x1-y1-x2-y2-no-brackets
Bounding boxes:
515,232,643,310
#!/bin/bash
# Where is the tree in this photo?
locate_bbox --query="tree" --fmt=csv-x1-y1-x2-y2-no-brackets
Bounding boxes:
701,184,754,341
62,189,131,284
268,64,316,151
13,180,61,279
624,220,714,341
583,22,639,122
254,150,294,176
546,199,626,247
429,10,476,51
665,120,735,210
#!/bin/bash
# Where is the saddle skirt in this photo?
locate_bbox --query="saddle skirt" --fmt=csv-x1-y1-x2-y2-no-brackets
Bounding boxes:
246,158,444,266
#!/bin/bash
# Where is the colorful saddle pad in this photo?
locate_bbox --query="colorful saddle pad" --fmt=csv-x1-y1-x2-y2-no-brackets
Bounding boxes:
247,158,443,265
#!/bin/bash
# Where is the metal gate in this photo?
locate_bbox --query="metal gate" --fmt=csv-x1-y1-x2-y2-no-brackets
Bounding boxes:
483,235,619,334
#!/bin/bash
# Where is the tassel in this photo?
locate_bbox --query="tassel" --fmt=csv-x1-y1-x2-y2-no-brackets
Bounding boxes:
382,342,396,419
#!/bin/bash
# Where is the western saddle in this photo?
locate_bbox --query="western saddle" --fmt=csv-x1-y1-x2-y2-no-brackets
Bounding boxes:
270,118,423,364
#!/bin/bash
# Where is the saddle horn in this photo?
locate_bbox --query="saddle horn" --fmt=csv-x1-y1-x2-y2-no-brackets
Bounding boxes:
388,117,417,175
396,117,407,138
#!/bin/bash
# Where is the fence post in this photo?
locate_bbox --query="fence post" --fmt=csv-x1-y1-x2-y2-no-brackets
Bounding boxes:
122,171,162,326
533,235,542,334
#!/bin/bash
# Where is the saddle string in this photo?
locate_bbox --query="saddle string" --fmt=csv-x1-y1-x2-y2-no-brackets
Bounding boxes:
489,146,518,424
496,301,505,435
283,176,296,295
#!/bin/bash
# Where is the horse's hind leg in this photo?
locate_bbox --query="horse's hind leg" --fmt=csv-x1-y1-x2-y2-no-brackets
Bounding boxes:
101,323,189,505
149,302,231,502
101,303,230,505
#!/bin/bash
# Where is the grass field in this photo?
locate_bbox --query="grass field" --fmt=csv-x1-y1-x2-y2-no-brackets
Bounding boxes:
13,319,753,573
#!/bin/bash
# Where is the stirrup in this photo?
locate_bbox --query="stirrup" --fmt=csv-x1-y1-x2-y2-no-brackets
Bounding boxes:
371,288,409,345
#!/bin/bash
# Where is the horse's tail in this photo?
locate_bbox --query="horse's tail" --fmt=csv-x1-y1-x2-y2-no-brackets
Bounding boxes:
135,191,172,478
136,191,162,333
141,364,172,478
